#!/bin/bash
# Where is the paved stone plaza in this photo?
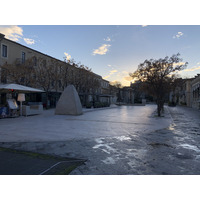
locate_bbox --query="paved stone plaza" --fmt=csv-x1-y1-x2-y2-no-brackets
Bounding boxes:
0,104,200,175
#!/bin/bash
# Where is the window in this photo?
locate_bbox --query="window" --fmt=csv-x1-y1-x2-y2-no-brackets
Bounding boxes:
33,56,37,66
22,52,26,63
2,45,7,57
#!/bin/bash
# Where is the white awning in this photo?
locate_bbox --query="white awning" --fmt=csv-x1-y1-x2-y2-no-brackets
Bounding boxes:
0,84,44,93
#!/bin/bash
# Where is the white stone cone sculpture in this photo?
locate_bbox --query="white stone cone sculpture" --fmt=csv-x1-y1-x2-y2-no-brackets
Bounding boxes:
55,85,83,115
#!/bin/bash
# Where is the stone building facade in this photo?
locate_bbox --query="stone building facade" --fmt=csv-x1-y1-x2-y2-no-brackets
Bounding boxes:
0,33,111,107
169,75,200,110
191,74,200,109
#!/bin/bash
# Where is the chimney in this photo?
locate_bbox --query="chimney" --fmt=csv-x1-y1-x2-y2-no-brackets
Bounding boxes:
0,33,5,39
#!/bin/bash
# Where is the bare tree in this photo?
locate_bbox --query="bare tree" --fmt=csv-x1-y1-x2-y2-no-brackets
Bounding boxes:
59,63,70,90
34,58,62,108
0,58,36,86
1,55,104,109
130,53,188,116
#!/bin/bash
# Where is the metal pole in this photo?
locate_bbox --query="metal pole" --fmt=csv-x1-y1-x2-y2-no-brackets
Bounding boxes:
20,101,22,116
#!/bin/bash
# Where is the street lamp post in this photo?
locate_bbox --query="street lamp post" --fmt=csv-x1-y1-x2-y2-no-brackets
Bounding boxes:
17,93,25,116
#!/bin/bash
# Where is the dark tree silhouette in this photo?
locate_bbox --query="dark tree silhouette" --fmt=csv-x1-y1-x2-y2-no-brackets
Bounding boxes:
130,53,188,116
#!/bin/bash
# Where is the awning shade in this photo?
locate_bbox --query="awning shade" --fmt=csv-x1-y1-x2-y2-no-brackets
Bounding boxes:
0,84,44,93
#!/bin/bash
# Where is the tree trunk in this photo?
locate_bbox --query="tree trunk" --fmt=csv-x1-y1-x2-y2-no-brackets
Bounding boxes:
161,101,164,113
157,104,161,117
46,91,49,109
157,99,162,117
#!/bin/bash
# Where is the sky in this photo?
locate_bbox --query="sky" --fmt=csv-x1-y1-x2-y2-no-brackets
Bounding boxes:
1,25,200,86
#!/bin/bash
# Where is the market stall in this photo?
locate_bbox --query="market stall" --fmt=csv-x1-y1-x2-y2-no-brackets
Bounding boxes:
0,83,44,118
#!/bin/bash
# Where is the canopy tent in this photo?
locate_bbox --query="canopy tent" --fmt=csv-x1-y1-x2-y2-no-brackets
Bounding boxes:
0,84,44,93
0,84,44,117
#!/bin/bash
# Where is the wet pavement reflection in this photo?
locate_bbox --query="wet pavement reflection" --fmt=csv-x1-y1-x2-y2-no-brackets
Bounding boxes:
70,106,200,174
1,105,200,174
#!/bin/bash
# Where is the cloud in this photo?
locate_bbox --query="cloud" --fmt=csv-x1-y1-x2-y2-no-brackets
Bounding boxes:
104,37,111,42
0,25,35,45
103,69,117,79
122,71,128,74
107,64,112,67
0,25,23,41
122,71,133,82
173,32,184,39
110,70,117,74
110,80,122,86
173,62,186,67
93,44,111,55
110,80,117,84
64,52,71,60
123,76,133,81
24,38,35,45
184,66,200,72
141,25,148,27
103,75,110,79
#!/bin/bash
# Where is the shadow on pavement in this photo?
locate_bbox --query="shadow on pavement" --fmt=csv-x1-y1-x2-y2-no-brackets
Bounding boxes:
0,147,86,175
